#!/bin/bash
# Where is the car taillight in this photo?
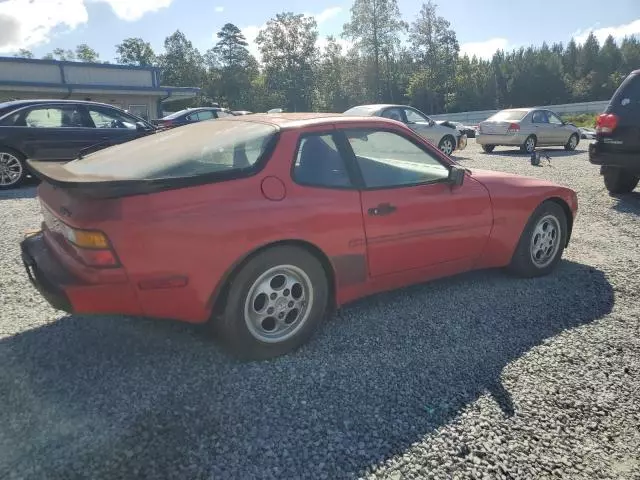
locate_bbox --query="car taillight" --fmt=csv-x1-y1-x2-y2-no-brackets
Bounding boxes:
62,225,119,268
595,113,618,135
507,122,520,133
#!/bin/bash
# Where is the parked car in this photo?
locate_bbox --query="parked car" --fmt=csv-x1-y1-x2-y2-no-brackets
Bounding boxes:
579,127,596,139
151,107,236,130
20,113,577,360
0,99,156,189
476,108,581,154
233,110,253,115
589,69,640,194
436,120,477,138
343,104,467,156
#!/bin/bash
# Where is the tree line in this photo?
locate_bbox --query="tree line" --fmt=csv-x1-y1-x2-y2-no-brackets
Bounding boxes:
12,0,640,115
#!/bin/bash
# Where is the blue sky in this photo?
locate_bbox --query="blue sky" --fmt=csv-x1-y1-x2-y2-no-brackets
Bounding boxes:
0,0,639,62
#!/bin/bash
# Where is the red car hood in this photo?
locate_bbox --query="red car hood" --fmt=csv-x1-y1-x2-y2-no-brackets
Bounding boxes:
468,168,560,188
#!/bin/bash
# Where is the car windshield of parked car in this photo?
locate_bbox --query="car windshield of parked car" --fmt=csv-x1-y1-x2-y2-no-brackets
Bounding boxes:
487,110,528,122
62,120,277,181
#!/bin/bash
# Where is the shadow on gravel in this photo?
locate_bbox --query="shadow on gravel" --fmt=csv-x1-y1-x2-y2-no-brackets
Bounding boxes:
0,183,37,200
0,260,614,479
484,148,586,158
611,192,640,215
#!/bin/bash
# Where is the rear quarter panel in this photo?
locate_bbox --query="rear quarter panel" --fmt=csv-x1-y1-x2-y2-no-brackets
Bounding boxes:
471,170,578,269
107,128,366,323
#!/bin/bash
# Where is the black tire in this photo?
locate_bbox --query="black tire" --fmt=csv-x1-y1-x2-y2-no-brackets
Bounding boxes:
213,245,329,361
603,168,639,194
520,135,537,154
481,145,495,153
507,201,568,278
438,135,456,156
0,147,27,190
564,133,579,151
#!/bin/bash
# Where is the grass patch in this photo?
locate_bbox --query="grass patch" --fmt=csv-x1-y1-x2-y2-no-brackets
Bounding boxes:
561,113,597,128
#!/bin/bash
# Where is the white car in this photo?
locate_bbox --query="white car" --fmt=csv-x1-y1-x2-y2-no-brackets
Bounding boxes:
343,104,467,156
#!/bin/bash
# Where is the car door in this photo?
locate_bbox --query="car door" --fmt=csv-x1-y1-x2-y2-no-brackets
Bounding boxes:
397,107,441,145
530,110,554,145
7,104,98,161
85,104,148,149
340,126,493,277
545,110,570,144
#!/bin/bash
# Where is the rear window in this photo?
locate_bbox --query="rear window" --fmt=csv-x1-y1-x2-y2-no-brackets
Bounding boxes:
486,110,528,122
162,109,190,120
63,120,278,180
608,73,640,119
343,106,378,116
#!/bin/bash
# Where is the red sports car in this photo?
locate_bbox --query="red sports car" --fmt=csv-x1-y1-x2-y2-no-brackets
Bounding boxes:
20,113,578,360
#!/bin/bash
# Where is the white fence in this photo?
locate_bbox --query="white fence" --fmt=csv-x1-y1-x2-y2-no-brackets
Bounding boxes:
430,100,610,124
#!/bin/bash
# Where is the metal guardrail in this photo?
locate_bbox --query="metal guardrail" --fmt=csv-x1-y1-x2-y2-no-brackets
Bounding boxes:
430,100,610,124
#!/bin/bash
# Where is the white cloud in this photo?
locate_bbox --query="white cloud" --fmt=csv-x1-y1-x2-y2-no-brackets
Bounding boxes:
0,0,174,54
460,37,510,60
0,0,88,53
214,6,224,13
573,18,640,44
240,6,344,61
92,0,174,22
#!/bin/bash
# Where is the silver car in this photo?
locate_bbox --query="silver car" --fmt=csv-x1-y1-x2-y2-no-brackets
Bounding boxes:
343,104,467,156
476,108,581,154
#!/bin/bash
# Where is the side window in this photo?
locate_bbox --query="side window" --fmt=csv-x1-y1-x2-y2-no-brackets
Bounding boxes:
293,133,352,188
345,129,449,188
380,108,404,122
404,108,429,124
547,111,563,125
196,110,215,121
88,107,137,129
531,111,548,124
24,106,87,128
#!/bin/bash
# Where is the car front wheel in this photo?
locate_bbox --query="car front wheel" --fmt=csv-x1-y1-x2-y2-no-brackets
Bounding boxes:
214,245,329,360
603,168,639,194
0,149,27,189
438,135,455,156
508,201,568,278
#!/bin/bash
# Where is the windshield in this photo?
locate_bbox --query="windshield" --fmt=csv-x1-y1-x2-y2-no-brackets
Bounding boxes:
63,120,278,180
487,110,528,122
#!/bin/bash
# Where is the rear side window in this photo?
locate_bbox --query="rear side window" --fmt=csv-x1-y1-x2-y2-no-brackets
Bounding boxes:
609,74,640,120
63,120,278,180
487,110,528,122
293,134,352,188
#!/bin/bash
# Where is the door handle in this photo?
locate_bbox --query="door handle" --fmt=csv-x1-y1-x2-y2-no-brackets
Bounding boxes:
368,203,397,216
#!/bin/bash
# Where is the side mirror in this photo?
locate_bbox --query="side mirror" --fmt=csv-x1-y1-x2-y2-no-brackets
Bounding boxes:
448,165,465,187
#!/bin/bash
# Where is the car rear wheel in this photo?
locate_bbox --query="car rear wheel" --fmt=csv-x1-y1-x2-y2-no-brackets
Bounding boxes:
214,245,329,360
564,134,579,151
508,201,567,278
438,135,455,156
481,145,495,153
520,135,537,154
603,168,639,194
0,149,27,190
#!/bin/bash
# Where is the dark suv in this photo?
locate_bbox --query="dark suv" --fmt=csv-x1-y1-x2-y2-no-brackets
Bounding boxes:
589,69,640,194
0,99,156,189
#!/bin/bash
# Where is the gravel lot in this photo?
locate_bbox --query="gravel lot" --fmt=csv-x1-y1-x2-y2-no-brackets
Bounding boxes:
1,141,639,480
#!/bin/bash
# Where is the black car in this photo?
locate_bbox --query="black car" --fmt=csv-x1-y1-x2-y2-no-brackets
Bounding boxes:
152,107,236,129
589,69,640,194
0,99,156,189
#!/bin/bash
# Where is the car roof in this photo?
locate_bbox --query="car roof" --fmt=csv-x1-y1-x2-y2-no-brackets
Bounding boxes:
204,112,403,129
0,99,124,109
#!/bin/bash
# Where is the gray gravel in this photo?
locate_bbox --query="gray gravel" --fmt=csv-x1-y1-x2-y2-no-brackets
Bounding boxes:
0,142,639,480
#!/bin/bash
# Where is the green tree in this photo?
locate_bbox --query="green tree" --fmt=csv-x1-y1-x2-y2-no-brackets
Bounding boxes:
342,0,407,101
158,30,205,88
315,37,350,111
51,48,75,61
256,12,319,111
115,38,157,66
75,44,100,62
13,49,33,59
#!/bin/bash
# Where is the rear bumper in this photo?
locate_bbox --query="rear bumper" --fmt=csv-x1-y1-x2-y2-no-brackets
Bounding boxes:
476,133,525,146
589,142,640,173
21,232,73,312
20,231,142,315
